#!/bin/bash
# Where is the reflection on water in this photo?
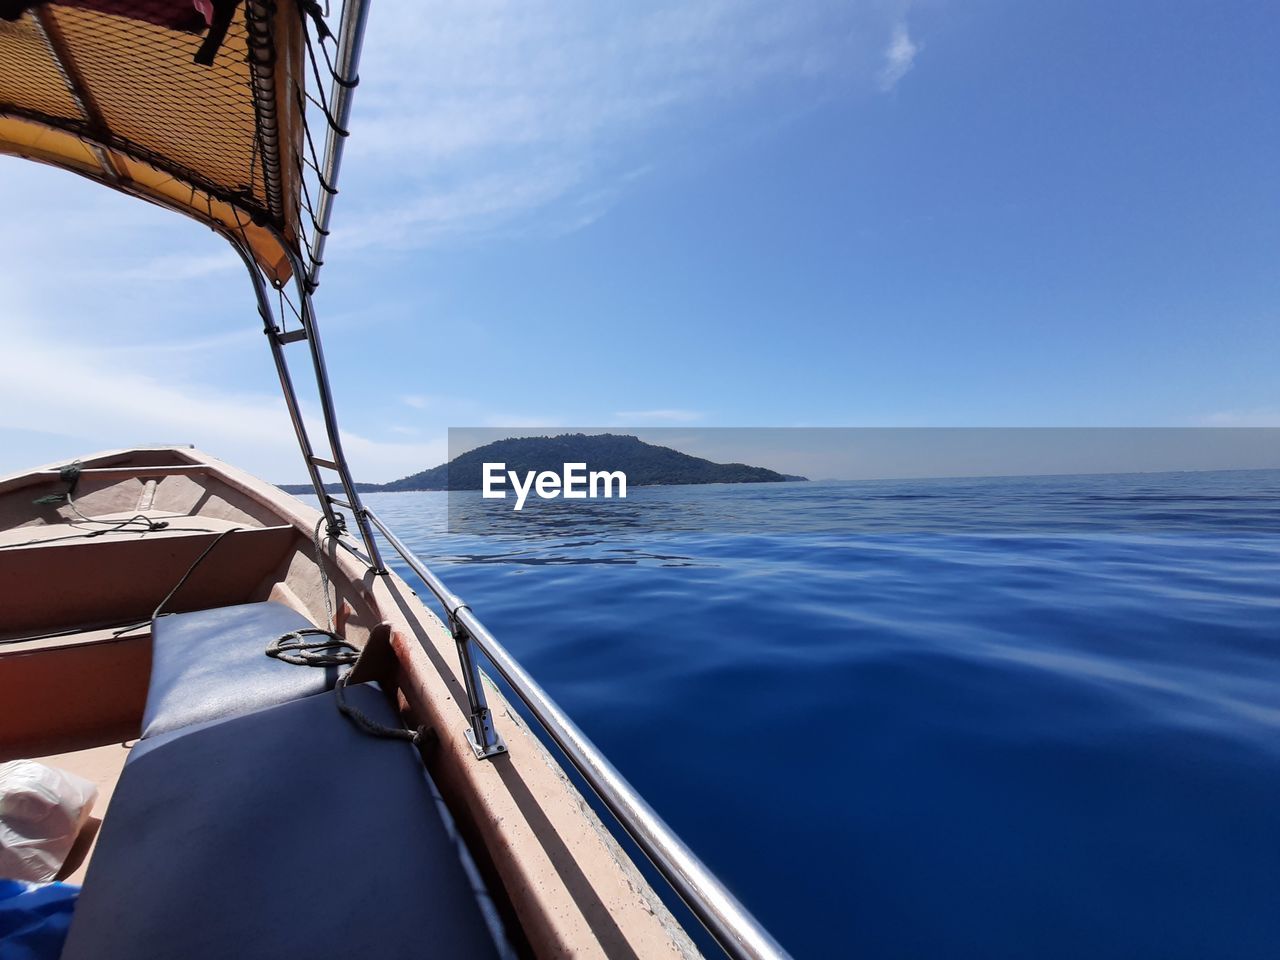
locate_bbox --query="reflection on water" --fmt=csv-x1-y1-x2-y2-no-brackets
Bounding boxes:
447,469,1280,540
318,469,1280,959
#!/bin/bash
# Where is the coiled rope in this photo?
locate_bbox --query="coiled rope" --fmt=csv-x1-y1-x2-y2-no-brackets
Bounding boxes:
98,515,423,745
267,518,425,745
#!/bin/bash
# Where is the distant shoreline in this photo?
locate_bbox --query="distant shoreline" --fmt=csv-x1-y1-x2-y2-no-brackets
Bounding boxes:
279,463,1280,495
279,432,807,495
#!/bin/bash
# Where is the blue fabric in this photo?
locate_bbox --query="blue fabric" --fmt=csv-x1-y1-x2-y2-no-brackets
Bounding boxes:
0,880,79,960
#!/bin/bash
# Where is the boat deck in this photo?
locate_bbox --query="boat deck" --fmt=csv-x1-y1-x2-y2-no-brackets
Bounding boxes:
0,447,706,958
19,738,132,885
0,509,245,550
0,504,249,547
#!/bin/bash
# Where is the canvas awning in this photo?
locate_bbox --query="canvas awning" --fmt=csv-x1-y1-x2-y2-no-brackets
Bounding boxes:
0,1,309,284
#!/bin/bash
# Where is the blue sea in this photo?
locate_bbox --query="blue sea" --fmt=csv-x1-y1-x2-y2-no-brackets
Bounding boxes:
346,469,1280,959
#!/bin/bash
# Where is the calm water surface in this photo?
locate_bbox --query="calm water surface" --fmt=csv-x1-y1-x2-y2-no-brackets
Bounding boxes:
337,470,1280,959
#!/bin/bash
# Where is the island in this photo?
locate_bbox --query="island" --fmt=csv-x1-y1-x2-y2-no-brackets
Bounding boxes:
279,433,807,493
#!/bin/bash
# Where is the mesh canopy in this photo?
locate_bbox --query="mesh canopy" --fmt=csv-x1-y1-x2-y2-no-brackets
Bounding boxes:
0,0,307,283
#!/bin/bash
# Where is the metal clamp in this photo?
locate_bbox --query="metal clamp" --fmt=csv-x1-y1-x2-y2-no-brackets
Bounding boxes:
450,606,507,760
326,512,347,539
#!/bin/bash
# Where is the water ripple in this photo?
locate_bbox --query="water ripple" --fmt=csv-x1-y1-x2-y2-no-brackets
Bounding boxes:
333,469,1280,959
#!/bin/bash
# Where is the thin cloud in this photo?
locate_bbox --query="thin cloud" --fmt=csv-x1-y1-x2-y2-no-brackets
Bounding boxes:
333,429,447,483
877,22,920,92
615,409,705,423
109,251,239,282
0,4,927,483
480,413,566,429
0,323,290,456
340,162,586,250
0,311,456,484
336,0,906,251
1195,408,1280,427
97,329,259,357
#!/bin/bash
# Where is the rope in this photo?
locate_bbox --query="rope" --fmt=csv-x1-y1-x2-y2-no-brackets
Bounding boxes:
0,618,149,647
334,673,425,744
265,628,358,666
29,461,170,538
64,493,169,534
109,527,243,636
149,528,242,622
14,464,425,746
0,526,220,551
19,500,421,745
312,516,336,629
266,519,427,745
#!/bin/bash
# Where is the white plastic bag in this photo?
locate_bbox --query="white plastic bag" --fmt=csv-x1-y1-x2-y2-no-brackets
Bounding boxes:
0,760,99,882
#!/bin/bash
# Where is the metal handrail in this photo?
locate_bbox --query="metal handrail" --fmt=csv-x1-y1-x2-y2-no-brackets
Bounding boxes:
362,507,793,960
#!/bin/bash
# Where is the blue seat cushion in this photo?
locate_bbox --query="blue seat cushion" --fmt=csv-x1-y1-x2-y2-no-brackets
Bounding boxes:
142,601,338,739
62,684,502,960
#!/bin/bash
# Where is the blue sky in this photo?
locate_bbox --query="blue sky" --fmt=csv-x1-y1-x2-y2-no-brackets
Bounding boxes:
1,0,1277,482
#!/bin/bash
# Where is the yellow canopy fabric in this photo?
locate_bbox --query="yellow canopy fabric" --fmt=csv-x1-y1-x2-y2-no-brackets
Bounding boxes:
0,1,305,284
